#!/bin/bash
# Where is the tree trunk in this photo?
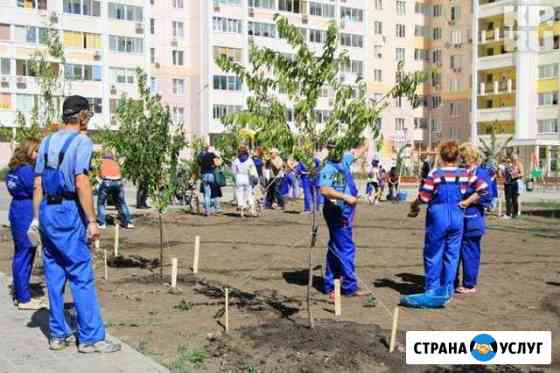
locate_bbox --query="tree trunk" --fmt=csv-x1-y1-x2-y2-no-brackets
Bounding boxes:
159,212,164,279
307,184,318,329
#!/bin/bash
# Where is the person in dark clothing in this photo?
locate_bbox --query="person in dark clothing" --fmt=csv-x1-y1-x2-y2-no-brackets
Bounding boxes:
198,146,222,216
387,166,400,201
265,148,285,209
252,145,264,183
501,156,523,219
136,182,149,209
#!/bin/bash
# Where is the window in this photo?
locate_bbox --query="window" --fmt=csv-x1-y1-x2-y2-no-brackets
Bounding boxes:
65,64,102,81
150,19,155,34
374,45,383,58
1,58,10,74
314,110,332,123
213,46,242,63
0,24,10,41
395,118,405,131
108,3,143,21
431,119,441,132
432,71,441,87
14,26,48,44
17,0,47,10
309,2,335,18
395,96,403,108
173,21,184,38
278,0,302,13
214,0,241,5
109,67,135,84
0,93,11,110
448,127,457,138
248,0,274,9
150,77,157,93
374,21,383,35
340,33,363,48
433,4,441,17
64,31,102,49
449,102,462,116
16,59,37,76
213,17,242,33
396,24,406,38
373,69,382,82
538,119,559,134
396,1,406,15
340,7,363,22
449,79,461,92
539,64,559,79
433,27,442,40
414,49,428,61
87,97,102,113
450,55,462,69
172,50,184,65
450,30,462,44
172,106,184,123
432,49,442,65
415,25,427,37
172,79,185,95
173,0,183,8
415,2,425,14
248,22,276,38
150,48,155,63
414,117,427,129
108,35,143,53
309,29,327,43
396,48,405,62
64,0,101,16
432,96,441,108
213,75,242,91
374,0,382,10
538,92,559,106
16,94,38,112
213,104,242,119
342,60,364,77
450,6,461,21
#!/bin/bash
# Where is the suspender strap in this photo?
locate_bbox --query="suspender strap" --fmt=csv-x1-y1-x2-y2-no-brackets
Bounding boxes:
43,135,52,166
57,133,80,169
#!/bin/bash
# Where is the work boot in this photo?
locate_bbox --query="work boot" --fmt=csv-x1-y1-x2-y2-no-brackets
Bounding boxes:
49,335,76,351
78,340,121,353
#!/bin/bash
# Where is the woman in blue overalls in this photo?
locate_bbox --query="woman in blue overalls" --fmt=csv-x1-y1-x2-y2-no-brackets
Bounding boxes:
295,157,313,213
6,138,46,310
456,143,494,294
319,144,368,298
403,141,488,308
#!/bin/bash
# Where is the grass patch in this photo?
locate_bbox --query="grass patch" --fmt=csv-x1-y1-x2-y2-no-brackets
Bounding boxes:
241,362,259,373
363,294,377,307
168,345,209,372
174,300,193,311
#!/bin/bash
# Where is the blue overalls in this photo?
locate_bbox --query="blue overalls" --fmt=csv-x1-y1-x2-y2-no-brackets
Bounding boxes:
320,153,359,295
401,167,475,308
458,166,493,289
35,130,105,344
6,164,36,304
296,162,312,212
313,158,324,211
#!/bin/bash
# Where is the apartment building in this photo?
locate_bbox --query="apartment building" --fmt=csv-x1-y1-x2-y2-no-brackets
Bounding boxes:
474,0,560,174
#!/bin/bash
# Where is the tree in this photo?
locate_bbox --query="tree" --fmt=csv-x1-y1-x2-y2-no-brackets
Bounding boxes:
100,69,186,279
217,15,426,328
479,121,513,167
15,22,67,141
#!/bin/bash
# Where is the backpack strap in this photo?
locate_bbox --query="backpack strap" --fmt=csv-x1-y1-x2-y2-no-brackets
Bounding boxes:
56,132,80,170
43,135,52,166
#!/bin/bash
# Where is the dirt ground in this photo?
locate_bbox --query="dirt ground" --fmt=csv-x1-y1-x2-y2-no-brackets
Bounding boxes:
0,200,559,373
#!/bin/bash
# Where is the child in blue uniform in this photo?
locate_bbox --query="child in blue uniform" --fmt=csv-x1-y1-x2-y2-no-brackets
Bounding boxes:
319,143,368,298
6,138,46,310
456,143,494,294
403,141,488,308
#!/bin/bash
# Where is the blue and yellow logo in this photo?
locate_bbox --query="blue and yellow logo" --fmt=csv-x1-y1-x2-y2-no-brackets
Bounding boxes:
470,334,498,362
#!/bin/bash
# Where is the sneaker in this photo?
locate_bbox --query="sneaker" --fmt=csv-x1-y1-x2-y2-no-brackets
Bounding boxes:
18,298,48,311
125,223,135,229
78,340,122,354
98,224,107,229
502,215,511,220
49,335,76,351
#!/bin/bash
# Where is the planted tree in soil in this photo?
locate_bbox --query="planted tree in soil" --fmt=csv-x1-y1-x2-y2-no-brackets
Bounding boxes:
100,69,186,279
217,15,425,328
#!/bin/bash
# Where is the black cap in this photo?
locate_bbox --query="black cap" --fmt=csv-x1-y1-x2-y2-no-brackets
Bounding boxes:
62,95,90,118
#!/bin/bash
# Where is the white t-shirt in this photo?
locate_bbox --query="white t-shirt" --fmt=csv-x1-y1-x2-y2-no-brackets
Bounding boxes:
233,157,257,185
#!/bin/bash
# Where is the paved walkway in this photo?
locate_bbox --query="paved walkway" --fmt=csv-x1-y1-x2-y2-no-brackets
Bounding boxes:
0,273,169,373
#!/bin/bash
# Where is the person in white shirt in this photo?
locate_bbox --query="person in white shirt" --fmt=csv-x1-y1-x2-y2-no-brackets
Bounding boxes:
232,144,258,217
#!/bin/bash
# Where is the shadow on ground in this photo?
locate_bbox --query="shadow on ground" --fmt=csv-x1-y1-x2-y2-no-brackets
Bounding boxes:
374,272,424,295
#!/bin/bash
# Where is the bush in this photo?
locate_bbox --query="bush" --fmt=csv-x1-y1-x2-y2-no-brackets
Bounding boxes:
0,167,9,181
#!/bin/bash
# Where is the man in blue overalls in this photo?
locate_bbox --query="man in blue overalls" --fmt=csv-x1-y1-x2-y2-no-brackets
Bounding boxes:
402,141,487,308
319,143,368,298
295,157,312,213
30,96,121,353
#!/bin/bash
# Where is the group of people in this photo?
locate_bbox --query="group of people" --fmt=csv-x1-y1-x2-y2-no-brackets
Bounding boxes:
6,96,120,353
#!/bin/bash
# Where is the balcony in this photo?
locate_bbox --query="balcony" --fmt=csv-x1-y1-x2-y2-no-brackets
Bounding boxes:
477,52,515,70
477,106,514,122
478,79,515,95
479,0,515,19
479,28,515,44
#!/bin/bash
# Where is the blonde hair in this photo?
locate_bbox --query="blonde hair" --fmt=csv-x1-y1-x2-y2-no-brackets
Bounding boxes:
459,142,480,166
9,138,40,170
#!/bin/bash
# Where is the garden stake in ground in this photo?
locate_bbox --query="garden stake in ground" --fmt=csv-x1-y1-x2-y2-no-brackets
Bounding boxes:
171,257,178,288
114,222,120,257
389,307,400,353
94,239,100,254
193,235,200,274
104,248,108,281
334,279,341,317
225,287,229,334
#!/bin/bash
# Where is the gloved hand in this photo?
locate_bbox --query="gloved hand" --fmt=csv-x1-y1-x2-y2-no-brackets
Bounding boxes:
27,219,41,247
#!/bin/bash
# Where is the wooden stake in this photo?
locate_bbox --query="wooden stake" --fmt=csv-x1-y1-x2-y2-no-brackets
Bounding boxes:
389,307,400,353
193,235,200,274
334,279,342,317
114,223,120,257
104,248,108,281
224,288,229,333
94,239,100,254
171,257,178,288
